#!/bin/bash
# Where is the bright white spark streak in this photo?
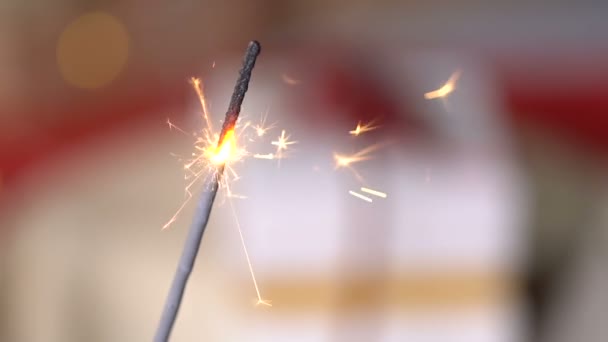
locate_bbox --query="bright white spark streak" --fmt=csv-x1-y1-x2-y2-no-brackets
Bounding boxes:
360,187,387,198
349,190,373,203
253,153,276,160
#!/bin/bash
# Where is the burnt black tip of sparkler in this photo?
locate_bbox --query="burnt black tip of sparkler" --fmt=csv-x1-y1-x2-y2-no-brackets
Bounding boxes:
218,40,261,145
248,40,261,55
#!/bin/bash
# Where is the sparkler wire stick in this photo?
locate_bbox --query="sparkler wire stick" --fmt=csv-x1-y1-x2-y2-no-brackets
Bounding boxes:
154,41,261,342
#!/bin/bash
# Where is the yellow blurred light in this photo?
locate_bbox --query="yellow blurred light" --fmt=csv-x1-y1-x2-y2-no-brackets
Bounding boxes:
349,120,379,136
424,70,461,100
57,11,129,89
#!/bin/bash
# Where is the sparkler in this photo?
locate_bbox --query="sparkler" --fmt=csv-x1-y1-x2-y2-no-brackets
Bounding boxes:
155,40,261,342
424,70,461,100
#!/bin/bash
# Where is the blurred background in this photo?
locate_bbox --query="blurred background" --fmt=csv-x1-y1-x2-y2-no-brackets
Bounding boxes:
1,1,608,341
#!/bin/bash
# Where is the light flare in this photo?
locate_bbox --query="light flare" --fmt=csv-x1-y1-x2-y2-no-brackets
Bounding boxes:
424,70,461,100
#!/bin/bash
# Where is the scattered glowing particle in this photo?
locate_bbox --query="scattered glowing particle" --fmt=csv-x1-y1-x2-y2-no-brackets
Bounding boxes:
333,144,379,168
360,187,387,198
224,181,247,199
349,190,373,202
212,61,216,68
424,70,461,100
271,130,297,152
334,143,383,182
255,126,268,137
252,109,275,137
349,120,380,136
253,153,276,160
281,73,301,85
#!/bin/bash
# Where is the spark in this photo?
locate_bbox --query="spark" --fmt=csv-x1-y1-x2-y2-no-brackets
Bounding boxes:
253,153,276,160
349,120,380,136
424,70,461,100
281,73,301,85
252,109,275,137
228,196,272,307
166,118,190,136
190,77,213,132
271,129,297,153
162,173,200,230
360,187,387,198
333,143,382,181
349,190,373,203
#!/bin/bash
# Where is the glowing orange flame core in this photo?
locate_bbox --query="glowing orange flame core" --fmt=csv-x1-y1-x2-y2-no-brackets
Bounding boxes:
207,128,237,165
